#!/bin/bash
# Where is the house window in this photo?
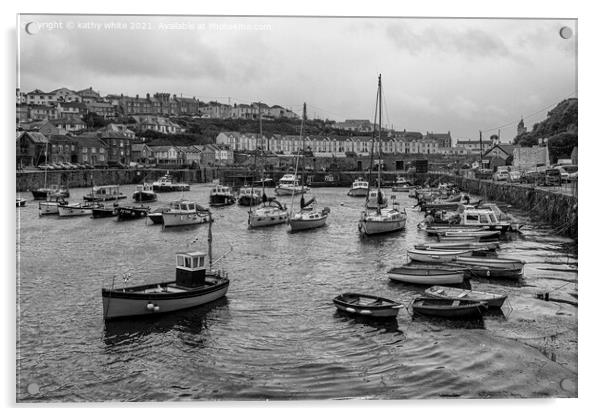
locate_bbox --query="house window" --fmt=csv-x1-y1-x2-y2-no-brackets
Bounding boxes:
100,148,104,153
91,148,97,153
82,147,87,153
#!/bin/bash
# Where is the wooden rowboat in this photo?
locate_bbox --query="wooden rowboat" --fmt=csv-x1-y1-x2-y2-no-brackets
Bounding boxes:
388,263,467,285
455,256,525,270
408,249,473,263
411,297,486,319
424,285,507,308
333,293,402,318
441,230,501,239
414,241,499,251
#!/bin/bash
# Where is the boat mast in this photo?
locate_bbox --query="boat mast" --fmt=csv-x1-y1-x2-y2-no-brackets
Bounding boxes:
208,210,213,270
289,102,306,216
377,74,383,215
44,141,48,189
365,78,380,207
259,104,266,201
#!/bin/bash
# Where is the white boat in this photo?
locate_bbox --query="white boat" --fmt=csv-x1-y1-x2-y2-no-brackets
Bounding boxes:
289,207,330,232
248,200,289,228
407,249,473,263
442,230,501,239
388,264,467,285
38,195,69,216
162,200,211,227
286,104,330,232
454,256,526,270
275,174,307,196
102,212,230,320
347,178,369,197
133,183,157,202
16,198,27,207
414,241,500,251
358,76,407,236
57,203,95,217
424,286,507,308
152,172,190,192
358,206,406,235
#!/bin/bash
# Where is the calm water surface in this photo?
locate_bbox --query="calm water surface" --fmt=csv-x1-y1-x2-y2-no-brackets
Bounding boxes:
16,185,578,401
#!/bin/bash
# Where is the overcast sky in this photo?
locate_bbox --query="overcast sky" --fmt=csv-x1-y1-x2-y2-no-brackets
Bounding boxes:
18,15,577,142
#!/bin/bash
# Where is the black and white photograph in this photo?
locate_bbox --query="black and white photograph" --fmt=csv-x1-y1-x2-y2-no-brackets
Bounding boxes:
10,2,588,407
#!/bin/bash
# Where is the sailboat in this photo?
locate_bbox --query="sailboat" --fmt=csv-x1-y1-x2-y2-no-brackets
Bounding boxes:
358,75,406,236
31,142,69,200
288,103,330,232
248,105,290,228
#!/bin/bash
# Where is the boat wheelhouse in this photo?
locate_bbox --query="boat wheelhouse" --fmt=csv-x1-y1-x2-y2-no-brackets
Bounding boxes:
365,189,388,210
38,195,68,215
209,185,236,207
133,183,158,202
162,200,211,227
237,186,262,206
83,185,126,202
347,178,369,197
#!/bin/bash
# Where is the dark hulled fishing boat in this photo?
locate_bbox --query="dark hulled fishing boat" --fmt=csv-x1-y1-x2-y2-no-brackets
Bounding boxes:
132,183,157,202
116,205,151,220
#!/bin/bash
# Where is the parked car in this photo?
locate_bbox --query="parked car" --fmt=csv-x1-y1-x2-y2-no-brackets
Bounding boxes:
559,164,578,182
508,170,521,182
544,168,562,186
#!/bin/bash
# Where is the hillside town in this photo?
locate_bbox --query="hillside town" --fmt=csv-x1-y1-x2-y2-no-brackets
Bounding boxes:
16,86,577,179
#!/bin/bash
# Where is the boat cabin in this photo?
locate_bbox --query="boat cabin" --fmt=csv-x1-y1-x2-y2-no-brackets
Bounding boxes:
239,187,260,196
169,200,198,211
175,251,207,288
352,180,369,188
211,185,232,195
278,174,300,186
459,208,500,226
91,185,121,197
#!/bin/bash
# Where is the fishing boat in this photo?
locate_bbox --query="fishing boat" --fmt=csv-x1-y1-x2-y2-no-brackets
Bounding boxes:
388,263,467,285
465,265,524,280
424,226,489,236
411,297,487,319
347,178,369,197
102,211,230,320
16,198,27,207
275,174,307,196
424,286,507,308
408,249,472,263
358,75,407,236
57,202,96,217
92,203,120,218
38,195,69,215
391,176,414,192
83,185,126,202
287,104,330,232
237,186,262,206
332,293,402,318
414,241,499,252
31,184,70,200
437,235,481,243
209,184,236,207
152,172,190,192
132,183,157,202
116,205,151,220
162,200,212,228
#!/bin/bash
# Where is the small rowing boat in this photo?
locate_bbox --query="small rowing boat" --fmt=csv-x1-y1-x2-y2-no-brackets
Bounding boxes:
424,285,507,308
411,297,486,319
455,256,525,270
407,249,472,263
441,230,501,239
388,263,467,285
414,241,499,251
332,293,402,318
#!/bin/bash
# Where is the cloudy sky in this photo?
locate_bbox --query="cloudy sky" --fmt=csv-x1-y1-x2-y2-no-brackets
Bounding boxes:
18,15,576,142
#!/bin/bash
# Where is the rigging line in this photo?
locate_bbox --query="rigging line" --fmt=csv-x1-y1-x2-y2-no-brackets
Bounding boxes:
481,91,577,134
381,82,392,129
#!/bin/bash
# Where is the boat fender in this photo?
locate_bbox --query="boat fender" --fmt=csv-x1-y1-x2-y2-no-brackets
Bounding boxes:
345,307,356,313
153,306,160,312
359,310,372,315
146,303,155,311
486,270,490,277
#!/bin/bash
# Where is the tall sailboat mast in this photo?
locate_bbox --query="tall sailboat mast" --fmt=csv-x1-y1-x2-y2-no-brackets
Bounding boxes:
289,103,306,215
365,78,380,207
377,74,383,214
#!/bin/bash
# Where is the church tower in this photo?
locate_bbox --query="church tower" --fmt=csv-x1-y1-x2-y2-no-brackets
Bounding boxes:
517,117,527,136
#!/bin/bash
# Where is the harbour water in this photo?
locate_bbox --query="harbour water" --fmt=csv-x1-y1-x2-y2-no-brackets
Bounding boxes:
16,185,577,401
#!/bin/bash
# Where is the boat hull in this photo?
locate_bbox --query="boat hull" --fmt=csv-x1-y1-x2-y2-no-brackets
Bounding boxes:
347,188,369,197
92,207,118,218
289,215,327,231
133,192,157,202
424,286,507,308
102,279,229,320
275,186,307,196
83,195,127,202
153,184,190,192
238,195,262,206
38,201,66,215
209,194,236,207
359,218,406,235
333,294,401,318
408,249,472,263
32,189,69,200
388,269,465,285
248,210,289,228
148,213,164,224
162,211,211,227
57,205,93,217
411,298,486,319
117,207,150,220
